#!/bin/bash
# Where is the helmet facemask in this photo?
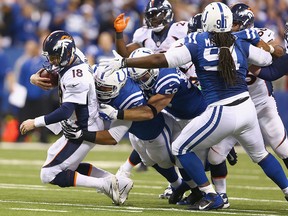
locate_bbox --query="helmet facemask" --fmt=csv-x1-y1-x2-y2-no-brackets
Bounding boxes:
144,0,173,32
132,69,159,90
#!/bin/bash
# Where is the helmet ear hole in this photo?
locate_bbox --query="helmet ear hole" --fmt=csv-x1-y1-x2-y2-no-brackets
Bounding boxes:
202,2,233,33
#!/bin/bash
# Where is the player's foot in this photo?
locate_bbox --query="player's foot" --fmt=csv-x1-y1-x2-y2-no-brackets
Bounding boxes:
136,162,148,172
227,147,238,166
116,166,131,178
169,181,190,204
220,193,230,208
159,185,173,199
188,193,224,211
117,176,134,204
177,187,203,205
98,175,120,205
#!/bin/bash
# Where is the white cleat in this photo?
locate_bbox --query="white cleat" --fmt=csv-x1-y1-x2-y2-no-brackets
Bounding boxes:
117,176,134,204
159,184,173,199
98,175,120,205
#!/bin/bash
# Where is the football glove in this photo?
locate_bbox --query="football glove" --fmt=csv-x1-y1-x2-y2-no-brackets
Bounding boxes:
61,120,83,140
285,22,288,54
114,13,130,33
226,147,238,166
99,104,118,121
99,50,127,73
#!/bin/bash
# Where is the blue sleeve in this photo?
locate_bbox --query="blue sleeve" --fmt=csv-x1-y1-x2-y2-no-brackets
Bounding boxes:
258,54,288,81
44,102,76,125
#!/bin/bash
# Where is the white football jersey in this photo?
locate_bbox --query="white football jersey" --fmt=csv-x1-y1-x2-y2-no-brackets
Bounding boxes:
132,21,188,53
247,27,275,107
59,62,103,131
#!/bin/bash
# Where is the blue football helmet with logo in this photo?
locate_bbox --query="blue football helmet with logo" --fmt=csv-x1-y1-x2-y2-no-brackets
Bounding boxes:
144,0,174,32
231,3,254,30
42,30,76,73
188,13,203,34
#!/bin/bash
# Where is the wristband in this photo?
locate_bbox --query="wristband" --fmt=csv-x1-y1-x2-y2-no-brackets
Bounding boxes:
269,45,275,54
34,116,46,127
146,104,158,118
116,32,123,39
121,58,127,68
117,110,124,119
83,131,96,143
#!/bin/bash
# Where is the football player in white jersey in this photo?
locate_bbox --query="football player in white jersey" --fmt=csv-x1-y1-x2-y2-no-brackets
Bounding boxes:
19,30,123,205
61,65,189,203
113,0,190,197
206,2,288,204
99,2,288,210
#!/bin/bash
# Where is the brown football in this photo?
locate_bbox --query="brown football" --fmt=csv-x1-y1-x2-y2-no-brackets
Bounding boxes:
40,69,59,87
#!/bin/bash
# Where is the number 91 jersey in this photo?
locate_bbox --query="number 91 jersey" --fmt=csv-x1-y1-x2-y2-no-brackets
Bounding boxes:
246,27,275,107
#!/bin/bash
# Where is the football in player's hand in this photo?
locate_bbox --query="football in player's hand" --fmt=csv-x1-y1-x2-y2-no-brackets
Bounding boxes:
40,69,59,87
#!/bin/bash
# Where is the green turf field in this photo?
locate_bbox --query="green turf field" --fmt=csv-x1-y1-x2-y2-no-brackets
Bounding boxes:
0,142,287,216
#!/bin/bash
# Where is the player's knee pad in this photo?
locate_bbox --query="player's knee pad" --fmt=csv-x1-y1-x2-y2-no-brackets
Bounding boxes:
76,163,92,176
208,151,226,165
50,170,76,187
40,168,56,184
210,160,227,178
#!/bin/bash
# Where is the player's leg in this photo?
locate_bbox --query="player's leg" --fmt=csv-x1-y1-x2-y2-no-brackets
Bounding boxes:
40,136,120,204
256,97,288,168
234,99,288,200
172,106,236,210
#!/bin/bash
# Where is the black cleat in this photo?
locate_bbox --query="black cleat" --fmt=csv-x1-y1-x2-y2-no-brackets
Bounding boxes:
168,182,190,204
177,187,203,205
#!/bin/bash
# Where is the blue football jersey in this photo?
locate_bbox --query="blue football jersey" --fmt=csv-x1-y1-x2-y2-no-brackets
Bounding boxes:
109,78,165,140
233,28,260,46
144,68,207,119
184,32,250,104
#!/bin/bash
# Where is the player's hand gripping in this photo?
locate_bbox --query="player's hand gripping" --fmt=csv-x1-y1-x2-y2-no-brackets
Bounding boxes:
99,104,119,121
30,68,54,91
61,120,83,140
114,13,130,33
99,50,127,73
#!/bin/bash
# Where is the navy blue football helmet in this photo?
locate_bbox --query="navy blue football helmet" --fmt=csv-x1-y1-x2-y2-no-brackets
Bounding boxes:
144,0,174,32
42,30,76,73
231,3,254,30
188,13,203,34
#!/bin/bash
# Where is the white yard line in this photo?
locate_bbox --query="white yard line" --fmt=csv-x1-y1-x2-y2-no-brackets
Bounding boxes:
10,207,69,213
0,200,282,216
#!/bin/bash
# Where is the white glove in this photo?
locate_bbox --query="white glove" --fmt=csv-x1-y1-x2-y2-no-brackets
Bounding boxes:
99,50,127,73
99,104,119,121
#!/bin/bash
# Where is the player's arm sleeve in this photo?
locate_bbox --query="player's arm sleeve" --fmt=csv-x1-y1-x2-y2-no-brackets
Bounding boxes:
164,45,192,68
108,120,132,143
257,54,288,81
35,102,76,127
247,44,272,66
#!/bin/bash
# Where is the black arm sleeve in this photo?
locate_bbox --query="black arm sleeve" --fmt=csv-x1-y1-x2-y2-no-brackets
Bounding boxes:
258,54,288,81
44,102,77,125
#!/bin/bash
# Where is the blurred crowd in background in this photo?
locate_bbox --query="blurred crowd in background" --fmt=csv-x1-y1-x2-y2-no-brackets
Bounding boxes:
0,0,288,143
